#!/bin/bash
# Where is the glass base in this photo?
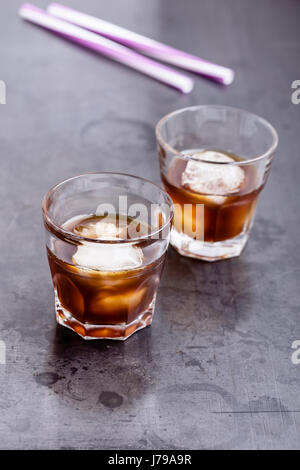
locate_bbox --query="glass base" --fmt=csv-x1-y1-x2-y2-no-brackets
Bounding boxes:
170,228,248,262
55,292,154,340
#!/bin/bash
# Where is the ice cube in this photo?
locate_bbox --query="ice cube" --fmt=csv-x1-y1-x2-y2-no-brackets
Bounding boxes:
53,273,85,319
88,287,147,316
74,218,127,240
72,242,143,271
182,151,245,204
96,220,128,239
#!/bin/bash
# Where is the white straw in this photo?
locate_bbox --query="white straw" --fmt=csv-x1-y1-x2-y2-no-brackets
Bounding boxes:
47,2,234,85
19,4,194,93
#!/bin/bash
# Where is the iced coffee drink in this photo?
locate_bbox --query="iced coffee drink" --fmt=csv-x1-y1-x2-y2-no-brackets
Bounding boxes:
156,106,278,261
43,174,173,340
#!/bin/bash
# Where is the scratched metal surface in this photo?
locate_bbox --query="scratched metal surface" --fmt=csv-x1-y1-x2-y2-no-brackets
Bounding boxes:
0,0,300,450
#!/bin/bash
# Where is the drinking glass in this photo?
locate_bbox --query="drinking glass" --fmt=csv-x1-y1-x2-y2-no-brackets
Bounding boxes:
42,173,173,340
156,105,278,261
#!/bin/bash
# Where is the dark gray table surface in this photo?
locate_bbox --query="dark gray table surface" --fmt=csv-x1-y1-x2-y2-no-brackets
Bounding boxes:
0,0,300,450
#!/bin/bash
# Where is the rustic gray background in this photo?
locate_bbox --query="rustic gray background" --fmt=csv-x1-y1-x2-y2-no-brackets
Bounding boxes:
0,0,300,450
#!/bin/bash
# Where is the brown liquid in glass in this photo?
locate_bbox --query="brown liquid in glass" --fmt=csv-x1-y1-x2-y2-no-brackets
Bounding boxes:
162,151,261,242
47,214,165,339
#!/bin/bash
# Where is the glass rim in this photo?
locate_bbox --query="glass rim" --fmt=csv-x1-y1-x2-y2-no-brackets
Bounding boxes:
42,172,174,244
155,104,279,165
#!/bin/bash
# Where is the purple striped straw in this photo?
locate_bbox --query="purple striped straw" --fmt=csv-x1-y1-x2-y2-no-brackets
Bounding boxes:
19,4,194,93
47,2,234,85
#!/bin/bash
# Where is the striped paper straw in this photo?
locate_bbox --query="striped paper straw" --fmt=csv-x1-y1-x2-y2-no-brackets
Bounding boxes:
19,4,194,93
47,2,234,85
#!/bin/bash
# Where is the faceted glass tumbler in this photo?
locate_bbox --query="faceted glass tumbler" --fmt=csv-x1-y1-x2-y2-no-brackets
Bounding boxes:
156,105,278,261
42,173,173,340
